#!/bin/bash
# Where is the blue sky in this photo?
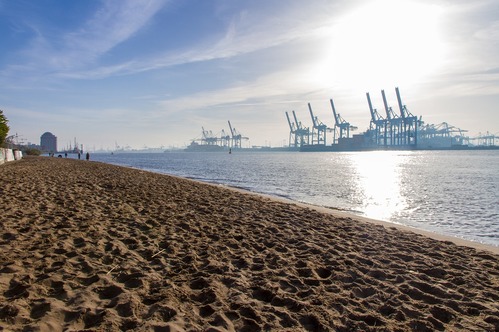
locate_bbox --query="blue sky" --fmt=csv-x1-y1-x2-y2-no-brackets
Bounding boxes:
1,0,498,150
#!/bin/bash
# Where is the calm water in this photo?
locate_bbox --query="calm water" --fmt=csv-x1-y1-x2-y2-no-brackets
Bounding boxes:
91,150,499,247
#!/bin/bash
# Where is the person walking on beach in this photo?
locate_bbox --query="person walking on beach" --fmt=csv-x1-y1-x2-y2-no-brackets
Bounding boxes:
86,152,90,161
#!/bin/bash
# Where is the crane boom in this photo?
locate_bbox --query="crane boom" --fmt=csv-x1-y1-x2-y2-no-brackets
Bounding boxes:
308,103,317,127
330,98,340,126
285,112,294,131
366,93,376,122
396,87,405,119
292,111,301,129
228,121,235,137
381,90,391,119
366,92,384,122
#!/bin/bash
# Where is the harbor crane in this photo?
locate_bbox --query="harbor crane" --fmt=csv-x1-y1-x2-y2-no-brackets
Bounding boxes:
470,131,499,146
366,92,387,146
395,87,418,146
308,103,328,145
228,121,248,148
419,122,468,147
292,110,310,146
201,127,218,145
220,129,231,147
381,89,403,145
330,98,357,144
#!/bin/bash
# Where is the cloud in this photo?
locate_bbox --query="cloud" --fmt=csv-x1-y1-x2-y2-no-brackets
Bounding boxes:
63,0,167,63
57,0,336,79
154,58,341,135
475,20,499,41
5,0,167,77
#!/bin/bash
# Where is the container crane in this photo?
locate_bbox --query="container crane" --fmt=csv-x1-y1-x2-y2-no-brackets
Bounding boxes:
381,89,402,145
418,122,469,148
366,92,387,146
292,111,310,146
471,131,498,146
228,121,248,149
220,129,231,147
308,103,328,145
201,127,218,145
330,98,357,144
395,87,418,146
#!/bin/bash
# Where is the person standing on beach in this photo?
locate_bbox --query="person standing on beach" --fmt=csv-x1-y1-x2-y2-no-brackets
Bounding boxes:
86,152,90,161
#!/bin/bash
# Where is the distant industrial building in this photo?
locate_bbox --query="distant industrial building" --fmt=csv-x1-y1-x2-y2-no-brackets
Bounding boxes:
40,132,57,153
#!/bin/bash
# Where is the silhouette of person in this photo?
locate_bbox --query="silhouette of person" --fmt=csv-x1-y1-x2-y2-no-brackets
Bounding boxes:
86,152,90,161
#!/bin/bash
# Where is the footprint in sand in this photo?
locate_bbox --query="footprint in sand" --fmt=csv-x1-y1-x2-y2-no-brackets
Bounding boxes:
4,278,30,299
116,271,144,289
29,299,51,319
96,284,124,300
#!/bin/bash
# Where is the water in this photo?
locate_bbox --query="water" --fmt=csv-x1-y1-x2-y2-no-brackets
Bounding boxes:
91,150,499,247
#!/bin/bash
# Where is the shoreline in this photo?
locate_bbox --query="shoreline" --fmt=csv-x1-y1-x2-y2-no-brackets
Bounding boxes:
182,178,499,255
105,160,499,255
1,157,498,331
236,189,499,255
92,150,499,251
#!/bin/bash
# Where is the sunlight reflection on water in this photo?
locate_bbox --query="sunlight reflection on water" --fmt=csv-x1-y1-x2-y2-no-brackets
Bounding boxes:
349,152,408,222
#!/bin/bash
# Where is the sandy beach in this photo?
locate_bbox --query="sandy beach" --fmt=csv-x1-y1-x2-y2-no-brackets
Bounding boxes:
1,157,498,331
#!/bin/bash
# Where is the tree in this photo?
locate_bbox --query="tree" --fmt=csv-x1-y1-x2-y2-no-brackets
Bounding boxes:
0,110,9,147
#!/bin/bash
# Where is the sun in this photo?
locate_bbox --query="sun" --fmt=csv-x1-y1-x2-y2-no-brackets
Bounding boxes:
310,0,445,92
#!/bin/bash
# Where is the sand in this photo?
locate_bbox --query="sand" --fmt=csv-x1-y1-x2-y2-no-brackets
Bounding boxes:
1,156,498,332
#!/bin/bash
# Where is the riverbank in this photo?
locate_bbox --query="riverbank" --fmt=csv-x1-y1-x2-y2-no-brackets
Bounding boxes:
91,150,499,247
1,157,498,331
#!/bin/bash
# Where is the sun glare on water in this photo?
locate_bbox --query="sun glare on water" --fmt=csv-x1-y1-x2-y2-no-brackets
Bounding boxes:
350,152,408,222
311,0,445,91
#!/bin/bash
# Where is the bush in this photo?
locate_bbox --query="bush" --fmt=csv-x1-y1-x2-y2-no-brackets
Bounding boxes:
23,148,42,156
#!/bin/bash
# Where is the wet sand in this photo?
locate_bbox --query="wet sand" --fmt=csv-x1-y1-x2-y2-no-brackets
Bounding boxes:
1,157,498,331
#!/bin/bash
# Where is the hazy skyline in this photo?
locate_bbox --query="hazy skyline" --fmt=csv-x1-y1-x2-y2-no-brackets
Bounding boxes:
1,0,498,150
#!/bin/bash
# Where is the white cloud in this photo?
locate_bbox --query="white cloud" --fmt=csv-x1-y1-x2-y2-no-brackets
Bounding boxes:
64,0,167,61
6,0,167,77
475,20,499,41
56,0,335,79
157,64,320,116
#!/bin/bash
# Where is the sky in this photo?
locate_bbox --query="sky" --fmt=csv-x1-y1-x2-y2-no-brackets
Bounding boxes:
1,0,498,150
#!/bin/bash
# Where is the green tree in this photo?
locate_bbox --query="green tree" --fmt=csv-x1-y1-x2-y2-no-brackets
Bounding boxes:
0,110,9,147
